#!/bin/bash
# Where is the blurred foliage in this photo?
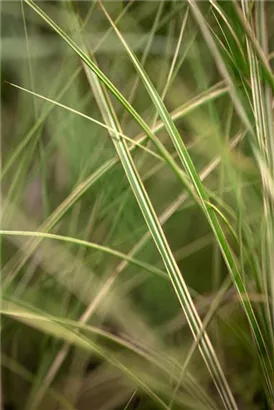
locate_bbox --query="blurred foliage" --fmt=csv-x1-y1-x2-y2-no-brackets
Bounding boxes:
1,1,274,409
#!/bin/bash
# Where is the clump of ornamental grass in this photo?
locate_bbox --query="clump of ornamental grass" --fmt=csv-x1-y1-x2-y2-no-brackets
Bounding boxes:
1,1,274,409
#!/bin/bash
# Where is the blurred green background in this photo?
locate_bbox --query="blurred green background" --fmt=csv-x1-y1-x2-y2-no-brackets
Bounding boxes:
1,1,274,409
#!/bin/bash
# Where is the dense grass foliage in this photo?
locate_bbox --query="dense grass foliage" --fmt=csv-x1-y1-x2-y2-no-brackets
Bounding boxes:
1,1,274,409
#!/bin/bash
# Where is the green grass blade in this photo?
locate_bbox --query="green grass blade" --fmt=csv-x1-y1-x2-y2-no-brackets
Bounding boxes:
7,82,162,162
0,229,167,279
1,66,82,179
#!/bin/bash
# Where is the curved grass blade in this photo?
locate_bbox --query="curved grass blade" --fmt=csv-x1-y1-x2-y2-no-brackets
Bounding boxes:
1,63,82,180
232,0,274,92
0,229,167,279
7,82,163,162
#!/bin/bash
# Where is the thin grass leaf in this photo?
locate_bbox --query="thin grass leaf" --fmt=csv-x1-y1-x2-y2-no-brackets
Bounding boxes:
0,229,167,279
121,0,165,124
209,0,245,61
7,82,163,162
188,0,254,135
131,81,228,140
162,7,189,97
1,66,82,180
169,275,232,409
232,0,274,92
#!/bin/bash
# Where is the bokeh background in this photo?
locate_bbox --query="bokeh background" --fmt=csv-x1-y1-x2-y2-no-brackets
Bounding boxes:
1,1,274,409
